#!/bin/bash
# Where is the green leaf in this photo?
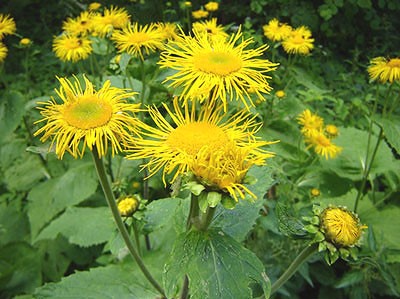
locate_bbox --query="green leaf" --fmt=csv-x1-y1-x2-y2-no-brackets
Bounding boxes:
0,91,25,144
275,202,307,237
34,263,159,299
27,162,98,239
164,229,270,299
321,127,396,180
335,270,364,288
35,207,115,247
374,116,400,155
0,242,42,298
0,204,29,246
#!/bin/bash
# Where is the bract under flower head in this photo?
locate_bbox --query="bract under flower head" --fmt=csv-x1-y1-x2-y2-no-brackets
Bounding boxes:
126,97,276,198
34,75,140,159
159,27,278,111
368,57,400,83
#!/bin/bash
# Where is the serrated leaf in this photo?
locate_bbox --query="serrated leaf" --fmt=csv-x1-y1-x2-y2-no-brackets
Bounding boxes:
321,127,396,180
35,207,115,247
0,91,25,144
34,263,159,299
27,163,98,239
374,116,400,155
164,229,270,299
275,203,307,237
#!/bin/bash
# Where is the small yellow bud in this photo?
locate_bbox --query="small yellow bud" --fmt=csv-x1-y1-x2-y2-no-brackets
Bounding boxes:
325,124,339,138
88,2,101,11
310,188,320,197
117,196,139,217
275,90,285,98
205,1,219,12
19,38,32,47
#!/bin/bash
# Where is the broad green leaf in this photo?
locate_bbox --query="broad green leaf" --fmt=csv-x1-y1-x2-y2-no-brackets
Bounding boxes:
35,207,115,247
34,263,159,299
164,229,270,299
374,116,400,155
0,91,25,144
27,162,98,239
213,165,275,241
0,204,29,246
321,127,396,180
0,242,42,298
275,203,306,237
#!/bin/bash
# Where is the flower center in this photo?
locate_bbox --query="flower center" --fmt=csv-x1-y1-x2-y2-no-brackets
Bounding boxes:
316,134,331,147
63,96,113,129
388,58,400,68
194,51,242,76
322,208,361,247
167,121,231,156
292,34,305,44
128,32,150,44
65,37,82,49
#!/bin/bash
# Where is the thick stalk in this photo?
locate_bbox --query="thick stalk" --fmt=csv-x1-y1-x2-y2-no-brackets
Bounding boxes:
271,243,318,294
354,126,383,212
91,147,165,297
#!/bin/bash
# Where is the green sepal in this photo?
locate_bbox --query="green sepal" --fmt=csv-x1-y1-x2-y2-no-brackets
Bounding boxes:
349,247,359,260
304,224,319,234
325,250,339,265
313,231,325,243
185,181,205,196
221,194,237,210
311,216,320,225
318,241,327,252
198,192,208,213
339,248,350,259
207,191,222,208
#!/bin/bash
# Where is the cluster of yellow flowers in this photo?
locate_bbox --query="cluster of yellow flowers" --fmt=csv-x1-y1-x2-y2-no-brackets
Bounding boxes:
263,18,314,55
190,1,220,19
35,3,279,202
297,109,342,159
0,14,16,63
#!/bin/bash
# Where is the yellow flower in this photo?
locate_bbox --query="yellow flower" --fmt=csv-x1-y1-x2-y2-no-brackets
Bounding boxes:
305,131,342,159
62,11,96,36
0,14,16,39
111,23,164,60
88,2,102,11
282,25,314,55
184,2,192,8
320,206,367,247
262,18,292,42
204,1,219,12
159,27,278,110
52,34,93,62
297,109,324,137
126,97,276,192
156,22,179,41
117,196,139,216
367,57,400,83
91,6,130,37
192,18,228,41
0,42,8,63
310,188,320,197
192,9,209,19
19,38,32,47
34,75,140,159
275,90,285,98
325,124,339,138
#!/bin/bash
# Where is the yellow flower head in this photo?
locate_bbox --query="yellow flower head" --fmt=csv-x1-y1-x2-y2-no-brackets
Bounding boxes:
205,1,219,12
159,27,278,110
0,42,8,63
325,124,339,138
0,14,16,39
305,131,342,159
126,97,276,192
92,6,130,37
282,25,314,55
62,11,96,36
297,109,324,137
52,34,93,62
117,196,139,216
184,2,192,8
320,206,367,247
156,22,179,41
192,9,209,19
262,18,292,42
19,38,32,47
275,90,285,98
34,75,140,159
111,23,165,60
192,18,228,41
88,2,102,11
310,188,320,197
367,57,400,83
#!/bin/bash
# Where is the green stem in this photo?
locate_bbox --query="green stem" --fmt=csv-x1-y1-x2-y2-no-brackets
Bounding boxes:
354,125,383,212
132,218,143,257
382,83,394,117
180,275,189,299
91,147,166,298
198,207,216,231
186,194,200,230
271,243,318,295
